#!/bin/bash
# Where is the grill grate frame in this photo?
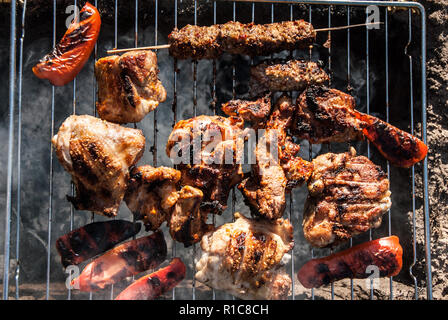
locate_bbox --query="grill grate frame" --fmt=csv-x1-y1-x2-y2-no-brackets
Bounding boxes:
2,0,432,300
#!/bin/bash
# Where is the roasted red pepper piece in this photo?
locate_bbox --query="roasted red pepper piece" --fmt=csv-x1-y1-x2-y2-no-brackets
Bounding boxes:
356,112,428,168
72,231,167,292
32,2,101,86
115,258,186,300
297,236,403,289
56,220,141,268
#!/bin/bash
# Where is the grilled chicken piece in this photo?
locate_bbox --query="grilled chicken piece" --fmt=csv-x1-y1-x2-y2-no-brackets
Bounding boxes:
239,95,312,219
52,115,145,217
56,220,141,268
169,186,214,247
195,212,293,300
293,86,364,143
303,148,392,248
221,94,271,127
95,50,167,124
166,115,245,213
250,60,329,97
125,165,181,231
294,86,428,167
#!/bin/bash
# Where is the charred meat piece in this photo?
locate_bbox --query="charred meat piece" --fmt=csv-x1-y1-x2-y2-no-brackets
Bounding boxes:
95,50,167,124
166,115,245,213
294,86,428,167
221,94,271,127
125,165,181,231
303,148,392,248
195,212,293,300
33,2,101,86
72,231,167,292
239,95,312,220
168,20,316,60
293,86,364,143
169,186,214,247
52,115,145,217
250,60,329,97
298,236,403,288
56,220,141,268
115,258,186,300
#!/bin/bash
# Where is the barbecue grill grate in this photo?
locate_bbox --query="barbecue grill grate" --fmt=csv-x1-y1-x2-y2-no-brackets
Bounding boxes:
2,0,432,300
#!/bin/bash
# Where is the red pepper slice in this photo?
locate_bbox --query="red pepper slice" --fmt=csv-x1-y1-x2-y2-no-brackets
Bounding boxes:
32,2,101,86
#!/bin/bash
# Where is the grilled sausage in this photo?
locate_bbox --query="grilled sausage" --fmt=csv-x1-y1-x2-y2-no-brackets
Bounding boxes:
32,2,101,86
356,113,428,168
297,236,403,289
72,231,167,292
56,220,141,268
115,258,186,300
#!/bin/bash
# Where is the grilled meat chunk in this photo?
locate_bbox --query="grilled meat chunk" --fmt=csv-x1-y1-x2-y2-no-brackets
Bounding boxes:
250,60,329,97
166,115,245,213
52,115,145,217
303,148,392,248
95,50,166,124
221,94,271,127
239,95,312,219
195,212,293,300
294,86,428,167
125,165,181,231
293,86,364,143
168,20,316,60
169,186,214,247
56,220,141,268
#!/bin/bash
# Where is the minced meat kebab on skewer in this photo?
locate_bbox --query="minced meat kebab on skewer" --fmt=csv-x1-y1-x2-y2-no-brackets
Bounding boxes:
168,20,316,60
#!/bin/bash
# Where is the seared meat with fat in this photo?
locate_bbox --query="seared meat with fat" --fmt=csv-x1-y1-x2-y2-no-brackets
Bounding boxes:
239,95,313,220
169,186,214,247
95,50,166,124
221,94,271,127
125,165,181,231
166,115,245,213
294,86,428,167
303,147,392,248
195,212,293,300
250,60,329,97
52,115,145,217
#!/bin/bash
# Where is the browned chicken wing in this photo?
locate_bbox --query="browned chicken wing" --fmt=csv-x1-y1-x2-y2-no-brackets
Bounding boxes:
166,115,245,213
95,50,166,124
195,212,293,300
303,147,392,248
221,94,271,127
125,165,181,231
52,115,145,217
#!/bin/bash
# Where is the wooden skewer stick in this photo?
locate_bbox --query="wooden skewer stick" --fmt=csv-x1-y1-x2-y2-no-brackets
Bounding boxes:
107,22,383,55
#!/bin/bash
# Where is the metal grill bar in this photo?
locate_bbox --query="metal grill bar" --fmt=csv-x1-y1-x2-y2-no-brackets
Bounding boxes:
3,0,17,301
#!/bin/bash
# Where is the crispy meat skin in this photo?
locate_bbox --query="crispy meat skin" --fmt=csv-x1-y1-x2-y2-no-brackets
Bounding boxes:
166,115,245,213
303,148,392,248
221,94,271,126
125,165,181,231
168,20,316,60
293,86,364,143
250,60,329,97
239,95,313,219
95,50,166,124
52,115,145,217
195,212,293,300
169,186,214,247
